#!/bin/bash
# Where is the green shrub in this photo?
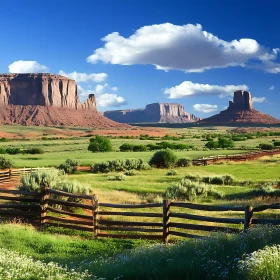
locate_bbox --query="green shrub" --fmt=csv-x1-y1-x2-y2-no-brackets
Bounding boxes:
210,176,224,185
132,145,147,152
24,147,44,154
91,158,148,173
6,147,21,155
0,156,13,169
58,159,79,174
184,174,200,182
222,174,235,185
0,147,6,154
149,148,177,168
164,178,224,201
273,141,280,147
0,137,9,142
119,143,134,152
88,136,113,152
176,157,192,167
124,170,139,176
107,174,126,181
166,169,178,176
258,143,274,150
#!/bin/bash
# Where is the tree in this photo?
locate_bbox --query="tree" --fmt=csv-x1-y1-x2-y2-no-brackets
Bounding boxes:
88,136,113,152
149,148,177,168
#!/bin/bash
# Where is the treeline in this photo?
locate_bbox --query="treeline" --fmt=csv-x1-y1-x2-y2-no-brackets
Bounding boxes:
0,147,44,155
119,141,193,152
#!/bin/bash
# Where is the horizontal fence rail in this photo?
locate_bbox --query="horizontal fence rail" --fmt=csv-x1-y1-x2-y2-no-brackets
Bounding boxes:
0,185,280,242
192,148,280,166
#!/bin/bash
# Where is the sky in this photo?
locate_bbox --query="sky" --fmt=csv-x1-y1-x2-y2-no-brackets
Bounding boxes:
1,0,280,118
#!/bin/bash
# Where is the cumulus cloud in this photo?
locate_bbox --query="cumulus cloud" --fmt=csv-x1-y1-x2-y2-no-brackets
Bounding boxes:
86,23,275,72
269,85,275,90
252,97,266,103
78,85,126,107
59,70,107,83
97,93,127,107
164,81,248,99
9,60,49,73
111,86,118,91
193,104,218,113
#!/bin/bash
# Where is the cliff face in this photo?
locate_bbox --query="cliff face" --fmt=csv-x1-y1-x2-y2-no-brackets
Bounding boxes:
0,73,129,128
0,73,96,110
200,90,280,124
104,103,200,123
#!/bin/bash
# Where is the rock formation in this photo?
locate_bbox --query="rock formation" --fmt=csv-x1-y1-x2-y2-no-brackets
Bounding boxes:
0,73,128,128
199,90,280,125
0,73,95,109
104,103,200,123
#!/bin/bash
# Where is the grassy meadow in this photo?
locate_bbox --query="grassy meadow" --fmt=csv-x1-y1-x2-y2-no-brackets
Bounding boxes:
1,124,280,279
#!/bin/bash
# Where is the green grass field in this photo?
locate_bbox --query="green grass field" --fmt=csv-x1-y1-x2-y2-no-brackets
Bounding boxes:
1,125,280,279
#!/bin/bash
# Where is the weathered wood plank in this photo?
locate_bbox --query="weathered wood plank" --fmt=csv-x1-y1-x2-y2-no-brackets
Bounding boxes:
170,202,244,211
0,196,40,203
48,189,92,200
97,233,162,240
169,222,240,233
46,206,92,220
99,220,162,227
169,212,244,224
99,202,162,208
99,211,162,218
45,216,93,226
98,226,162,233
168,230,204,239
46,198,92,210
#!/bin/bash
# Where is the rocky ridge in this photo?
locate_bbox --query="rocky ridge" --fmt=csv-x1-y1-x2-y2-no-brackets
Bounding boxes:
104,103,200,123
199,90,280,124
0,73,127,128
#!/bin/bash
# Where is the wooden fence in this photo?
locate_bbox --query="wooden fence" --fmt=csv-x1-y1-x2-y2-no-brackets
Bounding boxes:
192,149,280,166
1,187,280,243
0,168,51,184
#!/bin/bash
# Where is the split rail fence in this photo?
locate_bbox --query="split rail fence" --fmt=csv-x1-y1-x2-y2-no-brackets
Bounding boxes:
0,187,280,243
192,148,280,166
0,168,51,184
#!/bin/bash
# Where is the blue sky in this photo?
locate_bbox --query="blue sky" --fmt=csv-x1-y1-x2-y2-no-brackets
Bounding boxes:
1,0,280,118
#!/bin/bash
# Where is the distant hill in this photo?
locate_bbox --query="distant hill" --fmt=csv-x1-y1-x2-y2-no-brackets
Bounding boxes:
199,90,280,125
103,103,200,123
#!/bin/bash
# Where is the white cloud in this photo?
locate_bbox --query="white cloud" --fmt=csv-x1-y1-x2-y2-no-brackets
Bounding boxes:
164,81,249,99
252,97,266,103
193,104,218,113
87,23,273,72
58,70,107,83
269,85,275,90
111,86,118,91
78,85,126,107
97,93,127,107
9,60,49,73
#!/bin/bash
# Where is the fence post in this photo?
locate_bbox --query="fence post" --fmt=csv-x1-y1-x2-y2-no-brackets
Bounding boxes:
244,206,253,230
92,194,99,238
8,169,11,179
40,187,49,227
163,199,170,244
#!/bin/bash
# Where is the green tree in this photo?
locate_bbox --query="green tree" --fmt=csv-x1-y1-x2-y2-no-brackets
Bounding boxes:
88,136,113,152
149,148,177,168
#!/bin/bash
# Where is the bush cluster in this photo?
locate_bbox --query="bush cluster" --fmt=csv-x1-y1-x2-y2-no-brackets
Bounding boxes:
88,136,113,152
175,157,192,167
107,174,127,181
149,148,177,168
166,169,178,176
58,159,79,174
0,156,13,169
184,174,235,185
0,147,44,155
164,178,224,201
205,138,235,149
119,141,192,152
258,143,274,150
91,158,150,173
